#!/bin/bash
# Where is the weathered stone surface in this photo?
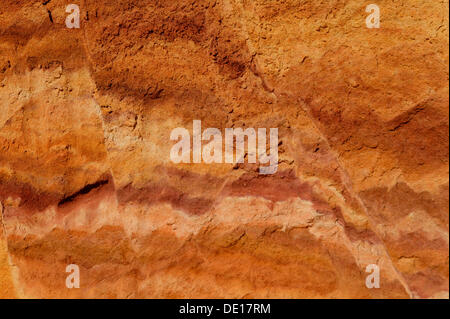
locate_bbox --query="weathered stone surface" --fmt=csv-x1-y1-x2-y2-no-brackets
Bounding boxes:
0,0,448,298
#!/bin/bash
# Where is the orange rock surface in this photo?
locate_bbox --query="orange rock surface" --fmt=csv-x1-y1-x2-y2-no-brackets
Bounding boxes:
0,0,448,298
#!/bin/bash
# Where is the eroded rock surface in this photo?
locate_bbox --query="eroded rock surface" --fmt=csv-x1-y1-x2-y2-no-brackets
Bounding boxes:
0,0,448,298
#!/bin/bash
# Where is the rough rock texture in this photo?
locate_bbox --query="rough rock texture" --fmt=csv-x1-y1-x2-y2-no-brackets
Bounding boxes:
0,0,448,298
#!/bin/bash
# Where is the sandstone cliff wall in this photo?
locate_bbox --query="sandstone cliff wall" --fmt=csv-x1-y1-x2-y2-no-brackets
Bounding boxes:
0,0,448,298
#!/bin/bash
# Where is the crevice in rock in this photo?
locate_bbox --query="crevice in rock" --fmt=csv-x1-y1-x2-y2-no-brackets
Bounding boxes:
47,10,54,23
58,179,109,206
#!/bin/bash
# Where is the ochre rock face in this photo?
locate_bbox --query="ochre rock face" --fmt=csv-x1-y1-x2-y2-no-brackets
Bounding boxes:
0,0,448,299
